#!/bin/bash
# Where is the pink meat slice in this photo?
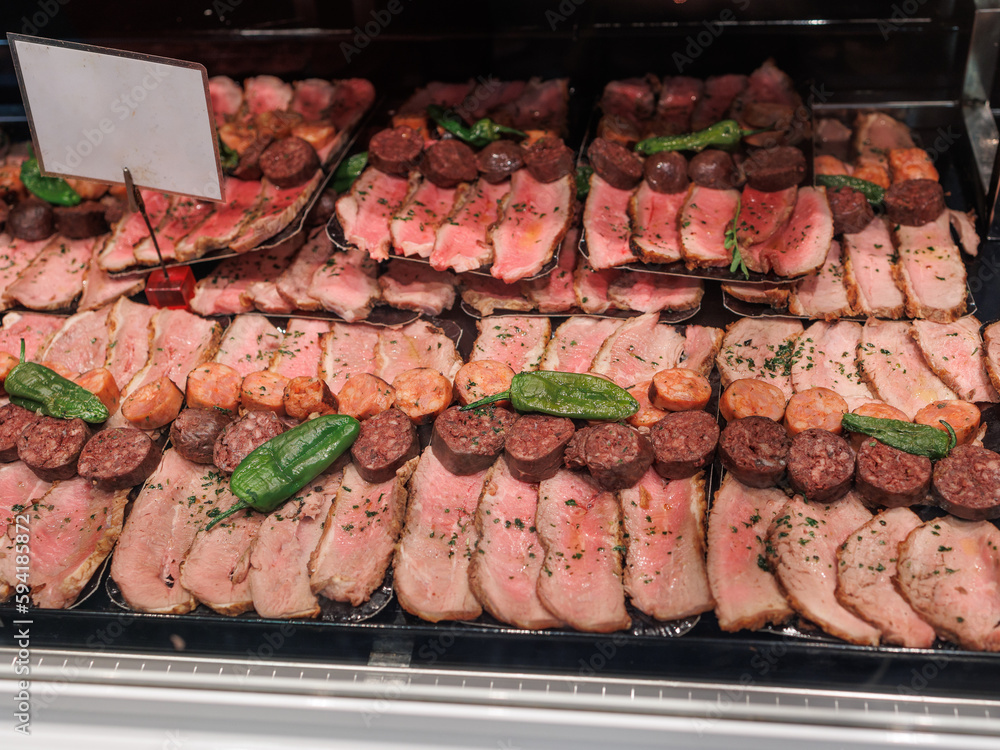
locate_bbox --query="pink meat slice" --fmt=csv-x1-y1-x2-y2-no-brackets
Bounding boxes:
397,81,474,116
854,113,915,165
307,245,381,322
97,190,171,271
707,475,793,632
391,179,461,258
244,278,295,315
470,316,551,373
431,179,509,273
628,184,686,264
680,185,740,268
497,77,569,134
680,325,724,377
5,236,98,310
539,316,623,373
910,317,998,403
522,229,578,312
175,178,263,260
716,316,804,399
573,259,620,314
290,78,335,121
536,469,631,633
622,470,713,621
751,187,833,277
189,242,298,316
269,318,329,380
590,312,687,387
374,320,462,383
0,312,66,360
78,241,145,312
583,174,638,270
336,167,412,262
0,463,51,602
984,322,1000,395
768,493,880,645
40,306,111,375
0,235,50,311
465,80,527,121
656,76,703,134
737,186,796,248
607,271,704,313
691,74,747,131
133,195,215,265
327,79,376,132
893,212,967,323
469,457,562,629
394,445,489,622
244,75,293,114
208,76,243,124
377,260,456,317
319,322,381,394
836,508,936,649
275,228,333,310
601,78,656,125
490,171,573,282
214,314,284,377
790,321,874,410
460,274,533,317
104,297,156,389
787,239,853,319
231,173,322,253
842,217,904,319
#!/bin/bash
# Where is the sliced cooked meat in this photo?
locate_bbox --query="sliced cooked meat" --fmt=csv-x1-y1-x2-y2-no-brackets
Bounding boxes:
884,179,945,227
420,140,478,188
0,404,38,462
854,438,931,509
718,416,790,489
688,150,738,189
523,136,574,183
716,316,803,400
910,317,999,404
648,410,718,480
231,133,273,181
571,422,654,491
77,428,161,491
643,151,689,194
18,416,90,482
932,444,1000,520
54,201,110,238
587,137,643,190
213,410,285,473
259,136,320,188
742,146,806,192
504,414,575,483
7,199,54,241
827,187,874,235
475,140,524,183
369,126,423,176
170,408,234,465
431,405,516,475
786,429,855,503
350,407,419,483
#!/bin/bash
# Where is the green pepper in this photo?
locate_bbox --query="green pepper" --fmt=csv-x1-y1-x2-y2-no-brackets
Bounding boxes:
841,413,956,460
815,174,885,206
635,119,762,156
426,105,526,148
4,341,108,423
204,414,360,531
218,134,239,173
575,165,594,199
20,157,81,206
331,151,368,193
462,371,639,421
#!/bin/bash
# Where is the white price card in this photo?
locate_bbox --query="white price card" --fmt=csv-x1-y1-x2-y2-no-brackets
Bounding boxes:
8,34,223,202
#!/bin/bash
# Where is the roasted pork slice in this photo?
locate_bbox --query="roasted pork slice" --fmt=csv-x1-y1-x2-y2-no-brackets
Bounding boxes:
395,81,474,122
601,77,656,126
430,179,509,274
893,212,967,323
790,321,874,410
656,76,703,135
175,178,263,260
841,217,904,318
470,316,551,373
748,187,833,278
275,228,333,310
590,312,686,388
737,186,796,248
858,319,958,419
214,314,284,377
522,231,578,313
248,468,341,619
540,316,623,373
244,75,293,114
985,322,1000,395
460,274,533,316
97,191,171,271
628,184,685,264
378,261,456,317
127,308,222,395
104,298,156,389
691,74,747,131
0,312,66,360
307,245,381,321
269,318,329,379
243,278,295,315
680,325,725,377
390,178,461,258
707,475,793,631
0,463,51,602
336,167,411,261
497,77,569,134
583,174,638,270
536,469,630,632
110,451,222,614
606,271,704,313
133,195,214,265
490,171,573,282
310,459,418,606
327,78,377,132
319,322,381,394
679,185,740,268
787,240,853,319
722,282,790,308
465,80,527,121
0,236,50,311
290,78,335,120
573,260,620,314
854,112,914,165
622,470,713,621
374,319,463,383
209,75,243,124
5,236,97,310
896,516,1000,651
40,306,111,376
394,445,489,622
716,317,804,399
949,208,980,257
231,173,323,253
910,317,998,403
469,456,562,629
27,478,128,609
768,493,880,645
836,508,936,648
189,241,298,316
77,242,145,312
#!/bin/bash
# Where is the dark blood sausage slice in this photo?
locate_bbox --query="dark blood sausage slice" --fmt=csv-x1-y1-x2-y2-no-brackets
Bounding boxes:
562,425,593,471
305,188,337,227
17,416,91,482
587,138,643,190
718,416,791,489
431,405,516,475
77,428,161,491
232,134,274,181
54,201,110,239
420,140,478,189
827,186,874,236
213,410,286,474
259,136,320,189
351,407,419,483
7,198,55,242
649,410,719,480
742,146,807,192
855,437,931,509
644,152,689,194
884,179,946,227
101,195,126,225
578,422,654,491
688,150,738,189
786,428,855,502
475,140,524,184
369,126,423,176
504,414,576,483
932,444,1000,520
523,136,575,183
170,408,235,465
0,404,38,462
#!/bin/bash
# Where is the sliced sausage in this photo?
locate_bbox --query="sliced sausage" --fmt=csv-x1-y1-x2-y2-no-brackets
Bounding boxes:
0,404,38,462
852,163,890,190
232,133,274,181
7,198,54,242
18,416,90,482
854,437,931,509
720,379,786,422
649,369,711,412
742,146,807,192
121,377,184,430
719,416,791,489
37,361,76,381
475,140,524,184
574,422,653,491
562,425,593,471
393,368,453,425
259,136,320,188
643,152,689,194
626,381,669,429
784,387,848,436
827,187,874,236
814,154,851,176
453,360,515,407
786,428,855,502
283,376,338,421
888,148,938,184
420,140,478,188
213,410,286,473
240,370,290,415
0,352,18,395
64,178,108,202
914,400,981,446
337,373,396,421
369,126,423,176
688,150,738,189
884,179,945,227
504,414,575,483
587,138,643,190
932,444,1000,520
350,407,419,483
186,362,242,413
523,136,574,183
170,408,234,464
847,401,909,451
77,428,161,490
54,201,109,239
649,410,719,480
74,368,120,414
431,404,516,475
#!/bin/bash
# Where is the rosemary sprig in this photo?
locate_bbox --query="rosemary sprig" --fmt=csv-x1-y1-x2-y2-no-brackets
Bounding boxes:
725,195,749,279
